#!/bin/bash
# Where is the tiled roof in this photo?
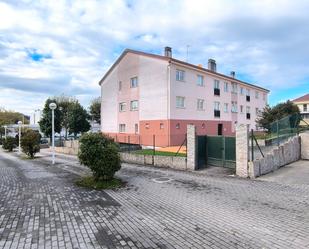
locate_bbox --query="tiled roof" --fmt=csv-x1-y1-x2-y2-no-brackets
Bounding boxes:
293,93,309,102
99,49,270,92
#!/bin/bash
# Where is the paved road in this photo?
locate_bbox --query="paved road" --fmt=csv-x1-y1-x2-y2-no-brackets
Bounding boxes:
0,150,309,249
260,160,309,185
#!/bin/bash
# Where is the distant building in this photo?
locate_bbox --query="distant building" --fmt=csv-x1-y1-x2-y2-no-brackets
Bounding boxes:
292,93,309,125
99,47,269,147
30,109,42,125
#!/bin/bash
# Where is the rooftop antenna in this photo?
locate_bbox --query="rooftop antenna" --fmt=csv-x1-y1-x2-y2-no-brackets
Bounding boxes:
186,45,190,62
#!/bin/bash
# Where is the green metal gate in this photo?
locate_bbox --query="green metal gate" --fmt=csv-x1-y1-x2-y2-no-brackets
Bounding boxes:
197,135,236,169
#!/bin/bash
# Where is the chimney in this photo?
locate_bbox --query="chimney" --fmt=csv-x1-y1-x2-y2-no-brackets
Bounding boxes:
208,59,216,72
164,46,172,57
230,71,235,78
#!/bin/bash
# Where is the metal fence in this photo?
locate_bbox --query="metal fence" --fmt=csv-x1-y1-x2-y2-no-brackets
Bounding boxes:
109,134,187,157
249,113,308,160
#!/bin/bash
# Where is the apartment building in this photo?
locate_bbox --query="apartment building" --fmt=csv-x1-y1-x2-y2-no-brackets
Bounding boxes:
99,47,269,147
293,93,309,124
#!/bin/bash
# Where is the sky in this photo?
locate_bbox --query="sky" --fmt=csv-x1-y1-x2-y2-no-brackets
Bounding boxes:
0,0,308,116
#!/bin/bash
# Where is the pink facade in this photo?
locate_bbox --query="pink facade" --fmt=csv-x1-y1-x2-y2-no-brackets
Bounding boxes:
100,48,269,147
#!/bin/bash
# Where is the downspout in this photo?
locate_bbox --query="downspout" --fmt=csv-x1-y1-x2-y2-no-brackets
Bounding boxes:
167,61,171,146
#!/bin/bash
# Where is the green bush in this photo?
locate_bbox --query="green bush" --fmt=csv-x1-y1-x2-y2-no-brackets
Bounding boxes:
21,130,40,158
2,137,17,151
78,133,121,180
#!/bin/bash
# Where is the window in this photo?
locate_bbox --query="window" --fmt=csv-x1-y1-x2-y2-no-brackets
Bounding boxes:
130,77,138,88
224,103,228,113
135,124,138,133
197,99,204,110
119,124,125,133
119,81,122,91
197,75,204,86
231,101,238,113
240,105,244,113
130,100,138,111
214,102,220,117
224,82,229,92
303,104,307,112
176,69,185,81
246,106,251,120
246,89,250,102
240,87,244,95
176,96,185,108
160,123,164,129
119,102,126,112
255,91,259,99
214,79,220,89
231,82,238,93
214,101,220,110
214,80,220,96
176,123,180,129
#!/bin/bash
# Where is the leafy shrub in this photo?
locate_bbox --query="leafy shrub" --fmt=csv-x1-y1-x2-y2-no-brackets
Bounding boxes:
21,130,40,158
2,137,17,151
78,133,121,180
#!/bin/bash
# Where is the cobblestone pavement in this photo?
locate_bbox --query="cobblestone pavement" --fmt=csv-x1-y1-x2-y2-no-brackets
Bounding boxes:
0,150,309,249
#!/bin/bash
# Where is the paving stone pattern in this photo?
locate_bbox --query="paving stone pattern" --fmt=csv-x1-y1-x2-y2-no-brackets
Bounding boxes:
0,150,309,249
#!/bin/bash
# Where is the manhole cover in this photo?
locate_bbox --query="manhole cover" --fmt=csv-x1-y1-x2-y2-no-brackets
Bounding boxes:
152,177,173,183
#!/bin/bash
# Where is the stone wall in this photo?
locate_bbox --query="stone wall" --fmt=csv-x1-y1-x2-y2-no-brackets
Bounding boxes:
120,152,187,170
186,124,197,170
248,136,301,178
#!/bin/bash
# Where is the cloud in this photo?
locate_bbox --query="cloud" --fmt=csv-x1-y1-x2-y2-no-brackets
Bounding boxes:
0,0,309,115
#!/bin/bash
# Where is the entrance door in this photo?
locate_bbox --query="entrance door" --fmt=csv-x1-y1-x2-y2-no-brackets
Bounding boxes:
218,124,223,135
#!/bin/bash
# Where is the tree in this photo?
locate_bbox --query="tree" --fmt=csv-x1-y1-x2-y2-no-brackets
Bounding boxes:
68,102,90,138
89,97,101,124
2,137,17,152
78,133,121,180
39,99,62,139
257,100,300,131
55,95,77,139
0,109,29,126
21,130,41,158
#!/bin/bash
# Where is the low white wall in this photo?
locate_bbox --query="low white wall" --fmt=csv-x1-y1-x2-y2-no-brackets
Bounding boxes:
55,140,79,155
248,136,301,178
120,152,187,170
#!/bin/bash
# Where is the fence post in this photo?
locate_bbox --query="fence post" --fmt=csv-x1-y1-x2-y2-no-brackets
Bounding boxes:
277,120,279,147
128,135,131,153
153,134,155,156
251,129,254,161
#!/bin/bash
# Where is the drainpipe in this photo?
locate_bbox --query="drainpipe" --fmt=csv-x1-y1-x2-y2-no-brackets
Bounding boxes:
167,62,171,146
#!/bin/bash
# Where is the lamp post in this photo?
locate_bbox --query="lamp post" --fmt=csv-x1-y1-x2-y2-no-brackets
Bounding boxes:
49,102,57,165
4,125,7,139
18,121,22,154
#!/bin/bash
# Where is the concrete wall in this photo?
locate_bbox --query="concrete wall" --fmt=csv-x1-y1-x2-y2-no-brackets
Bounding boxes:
55,140,79,155
248,136,301,178
120,152,187,170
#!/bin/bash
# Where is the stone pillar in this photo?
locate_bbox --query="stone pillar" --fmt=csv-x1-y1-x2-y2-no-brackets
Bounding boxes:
186,124,197,170
300,131,309,159
236,124,249,177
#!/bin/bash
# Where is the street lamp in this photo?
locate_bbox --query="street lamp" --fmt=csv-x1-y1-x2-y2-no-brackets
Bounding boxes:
18,121,22,154
49,102,57,165
4,125,7,139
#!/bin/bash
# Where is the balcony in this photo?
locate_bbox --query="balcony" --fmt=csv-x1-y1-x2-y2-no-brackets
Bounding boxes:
246,95,250,102
214,110,220,118
214,88,220,96
246,113,251,120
